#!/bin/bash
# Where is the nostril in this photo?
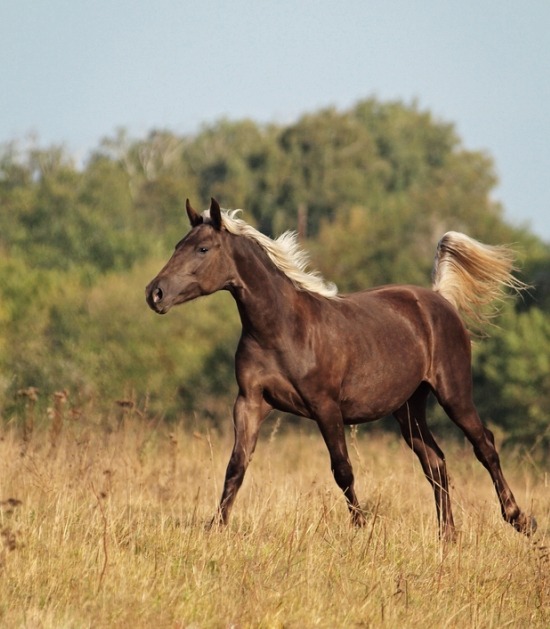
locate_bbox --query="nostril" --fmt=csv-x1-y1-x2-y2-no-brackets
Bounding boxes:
153,287,163,304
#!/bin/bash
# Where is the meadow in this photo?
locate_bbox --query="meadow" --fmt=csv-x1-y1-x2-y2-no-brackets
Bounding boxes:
0,395,547,628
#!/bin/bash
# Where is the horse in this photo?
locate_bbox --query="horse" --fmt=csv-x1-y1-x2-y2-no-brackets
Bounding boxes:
146,197,536,540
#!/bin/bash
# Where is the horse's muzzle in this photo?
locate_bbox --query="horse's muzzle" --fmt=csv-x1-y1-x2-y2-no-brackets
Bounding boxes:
145,280,168,314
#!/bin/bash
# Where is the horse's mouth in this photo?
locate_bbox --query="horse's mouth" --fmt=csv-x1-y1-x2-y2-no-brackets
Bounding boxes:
147,299,171,315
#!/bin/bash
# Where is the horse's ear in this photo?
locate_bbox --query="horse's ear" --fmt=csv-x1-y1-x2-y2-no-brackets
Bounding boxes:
186,199,203,227
209,197,223,231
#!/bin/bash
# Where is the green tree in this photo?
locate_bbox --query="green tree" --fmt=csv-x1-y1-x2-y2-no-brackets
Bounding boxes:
473,306,550,454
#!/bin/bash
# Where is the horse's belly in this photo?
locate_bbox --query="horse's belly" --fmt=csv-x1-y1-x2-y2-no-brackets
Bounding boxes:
340,396,409,423
339,357,426,421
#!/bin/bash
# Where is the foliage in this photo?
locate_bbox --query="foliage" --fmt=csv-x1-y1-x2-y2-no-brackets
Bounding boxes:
473,306,550,451
0,256,240,420
0,97,549,453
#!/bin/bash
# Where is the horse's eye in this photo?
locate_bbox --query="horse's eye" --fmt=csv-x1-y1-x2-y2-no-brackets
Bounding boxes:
198,247,209,254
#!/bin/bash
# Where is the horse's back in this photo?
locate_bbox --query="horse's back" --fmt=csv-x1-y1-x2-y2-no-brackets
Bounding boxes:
347,284,467,337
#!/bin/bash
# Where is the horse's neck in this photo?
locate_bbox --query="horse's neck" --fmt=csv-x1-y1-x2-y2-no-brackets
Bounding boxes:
229,237,302,338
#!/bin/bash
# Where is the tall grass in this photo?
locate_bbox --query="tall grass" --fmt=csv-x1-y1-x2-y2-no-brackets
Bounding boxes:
0,395,547,628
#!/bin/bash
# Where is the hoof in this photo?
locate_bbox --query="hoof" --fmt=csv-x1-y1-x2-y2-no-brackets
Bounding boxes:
351,509,367,528
512,513,537,536
441,526,458,544
206,513,226,531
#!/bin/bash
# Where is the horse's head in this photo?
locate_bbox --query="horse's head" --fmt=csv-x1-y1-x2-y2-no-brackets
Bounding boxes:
146,198,233,314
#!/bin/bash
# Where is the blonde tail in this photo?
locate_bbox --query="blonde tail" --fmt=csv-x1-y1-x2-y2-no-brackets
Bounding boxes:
432,231,527,333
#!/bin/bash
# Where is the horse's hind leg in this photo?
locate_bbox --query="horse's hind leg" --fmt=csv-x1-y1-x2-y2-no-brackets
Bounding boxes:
439,389,536,536
394,384,456,541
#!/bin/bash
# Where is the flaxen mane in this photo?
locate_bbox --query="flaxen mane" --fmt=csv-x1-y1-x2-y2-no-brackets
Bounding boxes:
203,208,338,298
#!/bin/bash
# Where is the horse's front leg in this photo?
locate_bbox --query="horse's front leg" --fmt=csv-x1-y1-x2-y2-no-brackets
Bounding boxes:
214,393,271,526
317,410,366,527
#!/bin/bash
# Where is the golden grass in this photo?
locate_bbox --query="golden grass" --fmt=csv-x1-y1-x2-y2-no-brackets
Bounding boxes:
0,404,548,628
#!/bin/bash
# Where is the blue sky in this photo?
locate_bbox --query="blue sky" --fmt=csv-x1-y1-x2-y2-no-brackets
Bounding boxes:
2,1,549,240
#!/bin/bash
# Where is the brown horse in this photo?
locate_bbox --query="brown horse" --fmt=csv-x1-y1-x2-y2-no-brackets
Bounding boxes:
146,198,536,539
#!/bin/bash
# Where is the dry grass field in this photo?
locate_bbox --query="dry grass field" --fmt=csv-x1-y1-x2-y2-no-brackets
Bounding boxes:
0,396,548,628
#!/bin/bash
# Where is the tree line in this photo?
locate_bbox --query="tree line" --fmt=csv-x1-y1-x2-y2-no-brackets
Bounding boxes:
0,98,549,453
